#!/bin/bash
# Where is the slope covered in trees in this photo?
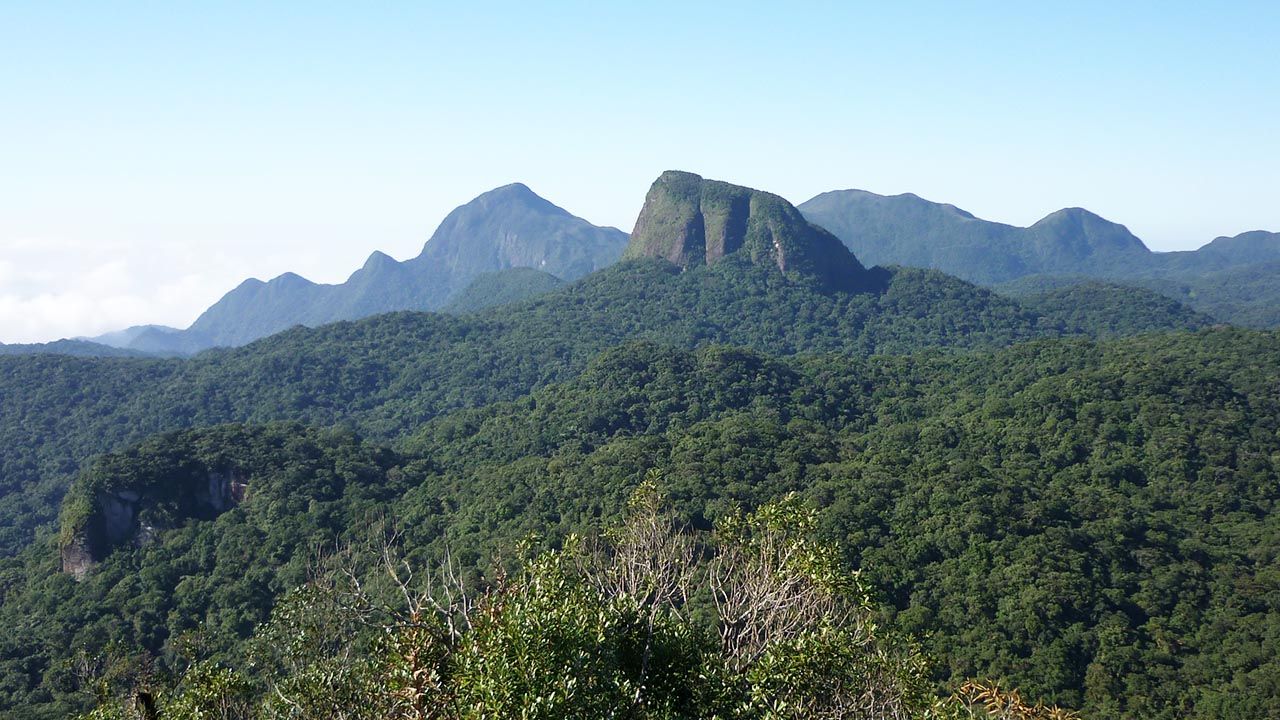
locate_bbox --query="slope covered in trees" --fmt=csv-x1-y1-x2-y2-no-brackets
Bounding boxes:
2,328,1278,718
68,481,971,720
395,330,1280,718
796,190,1151,285
0,255,1084,555
3,250,1212,560
799,189,1280,327
442,267,567,313
1015,282,1216,339
999,263,1280,330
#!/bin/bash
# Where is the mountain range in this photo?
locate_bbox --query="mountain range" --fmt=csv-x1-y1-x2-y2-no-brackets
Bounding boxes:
798,189,1280,325
91,183,627,354
23,173,1255,358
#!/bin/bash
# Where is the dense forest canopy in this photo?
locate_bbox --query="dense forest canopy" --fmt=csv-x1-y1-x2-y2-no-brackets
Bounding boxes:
1,325,1276,718
4,256,1191,555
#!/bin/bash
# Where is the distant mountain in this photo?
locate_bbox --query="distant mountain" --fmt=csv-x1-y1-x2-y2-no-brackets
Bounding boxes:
0,338,155,358
1139,260,1280,328
83,324,183,349
797,189,1150,284
0,325,188,359
184,272,331,348
625,171,883,293
1178,229,1280,264
134,183,628,352
799,189,1280,325
1023,207,1152,271
413,182,626,283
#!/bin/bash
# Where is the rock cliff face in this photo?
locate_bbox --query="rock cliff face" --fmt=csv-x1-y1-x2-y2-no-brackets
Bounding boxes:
624,171,877,293
60,533,96,581
60,468,249,579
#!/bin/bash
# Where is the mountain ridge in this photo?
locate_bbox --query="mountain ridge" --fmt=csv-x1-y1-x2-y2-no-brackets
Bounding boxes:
23,176,1276,359
798,188,1279,325
0,172,1245,718
129,183,629,353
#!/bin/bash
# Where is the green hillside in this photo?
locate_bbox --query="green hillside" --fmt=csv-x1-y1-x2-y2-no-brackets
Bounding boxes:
443,267,567,313
0,256,1067,555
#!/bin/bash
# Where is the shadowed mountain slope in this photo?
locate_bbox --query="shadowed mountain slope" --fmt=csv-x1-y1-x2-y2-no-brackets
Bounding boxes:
797,189,1151,284
799,189,1279,325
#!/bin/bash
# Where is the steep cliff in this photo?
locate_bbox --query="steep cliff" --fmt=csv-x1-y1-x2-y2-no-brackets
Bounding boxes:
58,423,389,578
61,464,249,579
625,171,880,293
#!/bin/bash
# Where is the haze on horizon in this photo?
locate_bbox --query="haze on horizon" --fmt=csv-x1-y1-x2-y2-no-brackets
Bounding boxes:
3,2,1277,344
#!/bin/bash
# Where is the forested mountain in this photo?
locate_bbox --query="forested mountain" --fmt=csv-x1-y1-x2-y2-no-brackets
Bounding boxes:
407,330,1280,718
103,183,628,354
1,173,1211,553
998,262,1280,330
1015,282,1216,340
799,189,1280,326
0,174,1211,556
1196,228,1280,261
0,172,1268,718
442,267,567,313
0,255,1068,555
795,190,1151,284
19,177,1270,361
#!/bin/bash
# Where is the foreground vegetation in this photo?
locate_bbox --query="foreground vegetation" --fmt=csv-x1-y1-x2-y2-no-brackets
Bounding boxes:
80,484,1077,720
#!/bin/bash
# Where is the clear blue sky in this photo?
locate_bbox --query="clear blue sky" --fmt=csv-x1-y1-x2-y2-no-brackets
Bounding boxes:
2,1,1277,343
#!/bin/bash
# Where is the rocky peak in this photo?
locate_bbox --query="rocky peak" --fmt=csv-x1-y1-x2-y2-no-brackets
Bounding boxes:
624,171,876,292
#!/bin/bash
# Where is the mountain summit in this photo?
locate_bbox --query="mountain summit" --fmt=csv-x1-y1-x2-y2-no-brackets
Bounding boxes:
1025,207,1150,266
410,182,626,282
797,189,1153,284
798,188,1280,325
138,184,628,351
625,171,877,292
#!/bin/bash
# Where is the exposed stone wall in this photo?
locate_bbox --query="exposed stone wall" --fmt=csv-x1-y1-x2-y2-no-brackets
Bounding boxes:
624,171,877,293
61,469,248,579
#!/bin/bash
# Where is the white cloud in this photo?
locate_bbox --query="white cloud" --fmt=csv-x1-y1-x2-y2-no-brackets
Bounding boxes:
0,236,235,344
